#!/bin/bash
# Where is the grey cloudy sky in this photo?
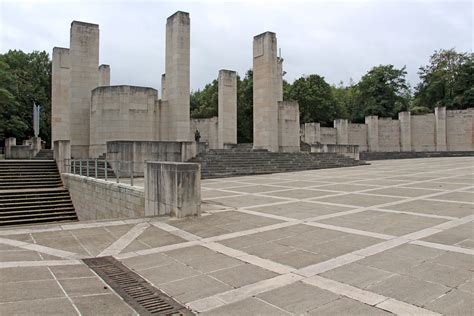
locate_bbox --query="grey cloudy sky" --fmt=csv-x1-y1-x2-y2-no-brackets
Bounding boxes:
1,0,472,92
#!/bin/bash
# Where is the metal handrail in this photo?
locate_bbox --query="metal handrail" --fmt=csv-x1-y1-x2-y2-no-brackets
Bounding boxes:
64,158,143,186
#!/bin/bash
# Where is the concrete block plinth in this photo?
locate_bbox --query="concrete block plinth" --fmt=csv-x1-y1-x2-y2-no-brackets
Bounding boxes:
145,161,201,218
54,140,71,173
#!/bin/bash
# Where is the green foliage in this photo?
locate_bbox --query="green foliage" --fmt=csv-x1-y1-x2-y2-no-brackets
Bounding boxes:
413,49,473,109
285,74,343,126
236,70,253,143
350,65,410,122
0,50,51,146
190,79,218,118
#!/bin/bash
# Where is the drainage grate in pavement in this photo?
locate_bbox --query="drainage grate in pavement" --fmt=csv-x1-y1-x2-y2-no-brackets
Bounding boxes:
83,256,193,315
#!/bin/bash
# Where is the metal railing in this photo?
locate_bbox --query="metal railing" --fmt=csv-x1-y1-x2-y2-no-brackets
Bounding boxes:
65,158,145,186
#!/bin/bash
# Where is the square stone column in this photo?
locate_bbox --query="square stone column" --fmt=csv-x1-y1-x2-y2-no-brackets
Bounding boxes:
398,111,412,151
435,107,447,151
253,32,279,152
165,11,191,141
218,69,237,148
52,47,71,148
70,21,99,158
53,140,71,173
303,123,321,144
365,116,379,152
4,137,16,159
334,119,349,144
98,64,110,86
145,161,200,218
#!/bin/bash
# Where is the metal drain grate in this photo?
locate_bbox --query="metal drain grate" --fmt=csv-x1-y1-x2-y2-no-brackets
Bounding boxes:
83,256,193,315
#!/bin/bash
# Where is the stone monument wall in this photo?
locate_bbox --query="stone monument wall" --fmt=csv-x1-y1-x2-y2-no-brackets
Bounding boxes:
301,107,473,153
190,117,218,149
89,86,158,157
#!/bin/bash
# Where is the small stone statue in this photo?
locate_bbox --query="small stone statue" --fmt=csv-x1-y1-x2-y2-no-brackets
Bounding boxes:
194,129,201,142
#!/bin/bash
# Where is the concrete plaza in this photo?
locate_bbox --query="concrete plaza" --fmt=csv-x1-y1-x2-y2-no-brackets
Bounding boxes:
0,157,472,315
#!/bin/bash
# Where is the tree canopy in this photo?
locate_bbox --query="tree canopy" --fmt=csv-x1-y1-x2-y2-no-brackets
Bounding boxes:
0,50,51,146
413,49,473,111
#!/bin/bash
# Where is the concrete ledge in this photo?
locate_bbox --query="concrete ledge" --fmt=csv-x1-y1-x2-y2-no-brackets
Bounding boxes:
62,173,145,221
360,151,474,161
311,143,360,160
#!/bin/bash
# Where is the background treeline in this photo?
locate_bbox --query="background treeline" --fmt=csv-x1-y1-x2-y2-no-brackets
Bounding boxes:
0,49,472,146
191,49,473,143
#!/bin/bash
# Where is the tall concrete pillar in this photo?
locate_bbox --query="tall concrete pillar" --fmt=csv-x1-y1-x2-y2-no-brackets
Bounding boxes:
253,32,279,152
165,11,190,141
399,111,412,151
52,47,71,147
435,107,447,151
218,70,237,148
98,64,110,86
334,119,349,144
365,116,379,152
70,21,99,158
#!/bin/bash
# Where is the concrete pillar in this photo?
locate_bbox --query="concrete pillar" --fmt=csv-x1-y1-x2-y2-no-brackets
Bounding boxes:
98,64,110,86
51,47,71,147
398,111,412,152
303,123,321,144
365,116,379,152
70,21,99,158
165,11,190,141
278,101,300,152
253,32,279,152
435,107,447,151
145,161,200,218
4,137,16,159
334,119,349,144
218,69,237,148
53,140,71,173
31,137,42,157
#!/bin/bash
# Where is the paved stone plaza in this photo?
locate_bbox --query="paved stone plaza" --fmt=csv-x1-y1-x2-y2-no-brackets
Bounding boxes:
0,157,472,315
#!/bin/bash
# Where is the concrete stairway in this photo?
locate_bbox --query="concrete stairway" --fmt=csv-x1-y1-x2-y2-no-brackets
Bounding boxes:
34,149,54,160
190,149,366,179
0,160,77,226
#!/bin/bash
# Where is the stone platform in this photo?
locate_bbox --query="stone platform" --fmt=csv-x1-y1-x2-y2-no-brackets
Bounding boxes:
0,157,472,315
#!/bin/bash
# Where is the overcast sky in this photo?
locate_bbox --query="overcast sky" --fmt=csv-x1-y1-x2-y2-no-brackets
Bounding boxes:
1,0,472,92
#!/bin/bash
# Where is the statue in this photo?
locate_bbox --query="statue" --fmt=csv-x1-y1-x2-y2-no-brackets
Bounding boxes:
194,129,201,142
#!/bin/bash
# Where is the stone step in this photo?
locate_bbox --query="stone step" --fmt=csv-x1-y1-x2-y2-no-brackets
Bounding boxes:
0,160,78,226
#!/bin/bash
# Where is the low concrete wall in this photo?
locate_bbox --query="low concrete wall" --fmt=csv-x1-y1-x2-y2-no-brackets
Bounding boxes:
62,173,145,221
10,145,33,159
360,151,474,160
107,140,198,176
311,143,359,160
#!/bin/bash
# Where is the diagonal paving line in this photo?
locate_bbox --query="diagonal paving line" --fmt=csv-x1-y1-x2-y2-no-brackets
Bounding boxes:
186,212,473,313
99,222,150,256
0,237,81,260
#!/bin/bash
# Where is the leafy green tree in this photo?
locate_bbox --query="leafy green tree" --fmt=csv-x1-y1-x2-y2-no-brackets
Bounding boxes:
0,50,51,146
190,79,218,118
285,74,342,126
350,65,410,122
413,49,473,110
237,70,253,143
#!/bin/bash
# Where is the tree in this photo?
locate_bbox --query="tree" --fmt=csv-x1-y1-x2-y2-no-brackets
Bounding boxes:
350,65,410,122
237,70,253,143
190,79,218,118
285,74,342,126
0,50,51,146
413,49,473,110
